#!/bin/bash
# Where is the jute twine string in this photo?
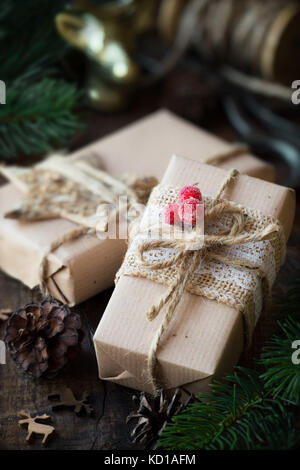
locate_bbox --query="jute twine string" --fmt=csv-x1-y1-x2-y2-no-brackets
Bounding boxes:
30,166,156,299
37,145,248,299
203,143,249,165
134,169,282,394
39,225,91,297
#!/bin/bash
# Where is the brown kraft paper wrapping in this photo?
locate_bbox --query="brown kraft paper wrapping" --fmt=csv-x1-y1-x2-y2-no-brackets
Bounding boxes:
93,156,295,395
0,110,275,306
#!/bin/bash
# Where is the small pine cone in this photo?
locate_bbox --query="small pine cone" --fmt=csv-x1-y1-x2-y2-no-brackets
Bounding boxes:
5,298,82,378
127,388,197,449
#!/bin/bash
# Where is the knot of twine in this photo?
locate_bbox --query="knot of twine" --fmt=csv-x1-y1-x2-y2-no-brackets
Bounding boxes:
38,180,157,301
0,155,157,301
37,145,248,300
134,169,282,394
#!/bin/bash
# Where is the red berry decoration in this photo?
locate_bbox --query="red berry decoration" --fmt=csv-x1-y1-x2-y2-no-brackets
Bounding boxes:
164,203,180,225
179,185,202,203
179,198,204,226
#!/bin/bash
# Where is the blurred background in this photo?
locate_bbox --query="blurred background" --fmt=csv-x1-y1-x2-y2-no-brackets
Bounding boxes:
1,0,300,187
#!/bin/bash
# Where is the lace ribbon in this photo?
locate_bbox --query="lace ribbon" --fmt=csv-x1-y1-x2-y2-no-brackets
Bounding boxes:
117,169,285,394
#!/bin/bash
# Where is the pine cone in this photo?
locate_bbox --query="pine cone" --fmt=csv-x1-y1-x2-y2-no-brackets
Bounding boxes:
5,298,82,378
126,388,197,449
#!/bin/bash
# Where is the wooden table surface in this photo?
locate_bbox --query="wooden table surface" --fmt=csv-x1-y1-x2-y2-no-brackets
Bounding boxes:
0,75,299,451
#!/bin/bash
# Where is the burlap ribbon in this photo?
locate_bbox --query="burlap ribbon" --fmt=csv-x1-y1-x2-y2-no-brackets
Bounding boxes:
0,154,157,299
37,144,251,296
36,165,156,298
1,144,251,300
128,169,284,394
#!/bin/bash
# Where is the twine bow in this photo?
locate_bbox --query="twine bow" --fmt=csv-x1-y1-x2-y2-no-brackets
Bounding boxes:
134,169,282,394
0,154,157,302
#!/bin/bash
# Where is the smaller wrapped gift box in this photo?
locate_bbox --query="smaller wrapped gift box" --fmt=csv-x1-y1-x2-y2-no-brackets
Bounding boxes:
93,156,295,395
0,110,274,306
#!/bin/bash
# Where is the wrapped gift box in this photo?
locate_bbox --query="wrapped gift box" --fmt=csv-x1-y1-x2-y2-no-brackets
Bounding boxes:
0,110,275,306
93,155,295,394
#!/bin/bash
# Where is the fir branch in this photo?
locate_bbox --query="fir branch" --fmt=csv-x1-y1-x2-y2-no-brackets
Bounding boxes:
0,78,82,159
158,368,299,450
259,318,300,405
0,0,67,84
0,0,83,160
159,272,300,450
260,272,300,405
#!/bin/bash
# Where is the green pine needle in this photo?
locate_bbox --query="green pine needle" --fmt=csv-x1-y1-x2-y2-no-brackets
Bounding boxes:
158,272,300,450
0,0,67,84
158,368,299,450
260,272,300,405
0,0,83,160
0,78,82,159
260,318,300,405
